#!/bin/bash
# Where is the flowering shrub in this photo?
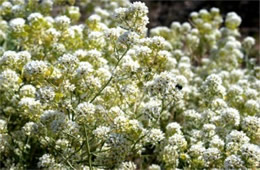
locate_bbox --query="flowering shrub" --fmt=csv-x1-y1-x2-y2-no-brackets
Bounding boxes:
0,0,259,169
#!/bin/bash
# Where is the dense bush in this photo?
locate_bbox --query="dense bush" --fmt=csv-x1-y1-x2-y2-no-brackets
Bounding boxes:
0,0,259,169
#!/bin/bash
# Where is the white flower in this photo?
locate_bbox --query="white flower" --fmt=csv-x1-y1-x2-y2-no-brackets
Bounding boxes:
0,2,258,169
201,126,216,139
121,55,140,72
203,74,226,97
40,110,66,132
181,22,191,32
107,133,131,158
46,28,61,39
224,155,245,169
17,51,31,65
0,51,19,66
225,12,242,29
189,143,206,157
27,12,43,23
58,54,79,71
22,122,38,136
145,71,177,97
88,14,101,22
171,21,181,30
37,154,55,168
55,15,71,27
20,85,36,97
95,7,109,18
74,49,87,59
142,98,162,119
86,49,102,59
150,36,171,49
145,128,165,144
52,43,66,54
227,85,243,96
75,62,93,77
93,126,111,139
68,25,84,38
220,107,240,126
184,109,202,123
1,2,12,10
241,143,260,167
76,102,96,115
210,135,224,150
109,106,125,117
37,86,55,102
148,164,161,170
105,27,124,40
118,31,140,46
23,60,49,77
245,99,259,115
168,134,187,150
130,2,148,15
226,130,250,144
241,116,260,139
211,98,228,109
165,56,177,70
61,80,75,92
114,8,128,19
95,67,111,81
55,139,69,150
19,97,42,116
118,161,136,170
114,2,149,34
41,0,54,8
161,144,179,167
9,18,25,31
243,36,255,49
166,122,182,135
113,115,129,131
135,45,152,57
0,119,6,132
199,9,209,18
244,88,258,99
0,69,20,91
203,148,221,167
64,120,79,135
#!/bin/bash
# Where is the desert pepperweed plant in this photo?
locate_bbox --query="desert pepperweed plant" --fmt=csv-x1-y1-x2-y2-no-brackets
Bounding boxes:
0,0,259,169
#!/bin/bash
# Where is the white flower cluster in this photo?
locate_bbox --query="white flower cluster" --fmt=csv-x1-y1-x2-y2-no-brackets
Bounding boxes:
0,0,259,169
114,2,149,34
23,60,49,79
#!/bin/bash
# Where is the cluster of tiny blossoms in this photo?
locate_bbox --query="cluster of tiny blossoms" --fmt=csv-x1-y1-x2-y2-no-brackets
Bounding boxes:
0,0,259,169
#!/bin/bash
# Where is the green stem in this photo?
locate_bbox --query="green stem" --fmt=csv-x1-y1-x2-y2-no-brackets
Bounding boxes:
245,50,249,69
60,154,76,170
84,125,93,170
90,47,129,103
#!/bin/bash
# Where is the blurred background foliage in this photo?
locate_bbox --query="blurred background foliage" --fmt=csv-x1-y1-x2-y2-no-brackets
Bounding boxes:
130,0,259,60
66,0,259,61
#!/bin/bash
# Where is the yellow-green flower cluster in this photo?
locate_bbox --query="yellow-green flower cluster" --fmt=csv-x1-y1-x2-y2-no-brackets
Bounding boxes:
0,0,259,169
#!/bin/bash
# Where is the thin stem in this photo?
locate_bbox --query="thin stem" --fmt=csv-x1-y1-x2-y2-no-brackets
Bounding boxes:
134,92,145,115
131,112,162,152
62,132,77,139
60,154,76,170
245,50,250,69
90,47,129,103
84,125,93,170
160,97,166,115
